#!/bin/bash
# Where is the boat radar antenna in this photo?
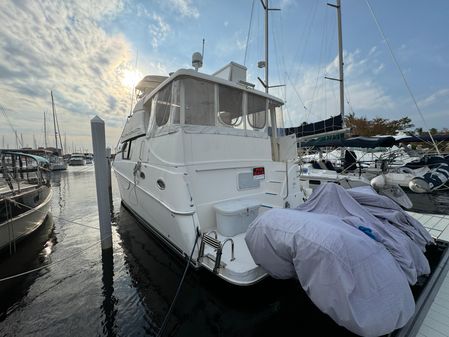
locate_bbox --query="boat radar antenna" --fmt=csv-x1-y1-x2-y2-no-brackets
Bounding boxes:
192,52,203,71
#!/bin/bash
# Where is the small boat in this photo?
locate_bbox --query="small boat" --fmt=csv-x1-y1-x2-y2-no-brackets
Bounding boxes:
19,148,67,171
68,153,86,166
371,155,449,194
0,151,53,254
84,153,93,164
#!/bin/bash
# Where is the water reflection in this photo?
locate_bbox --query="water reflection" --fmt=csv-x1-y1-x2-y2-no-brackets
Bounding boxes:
116,205,356,337
406,189,449,215
50,170,69,212
100,248,118,337
0,214,56,320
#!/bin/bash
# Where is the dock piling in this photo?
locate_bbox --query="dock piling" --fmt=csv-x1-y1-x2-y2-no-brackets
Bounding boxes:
91,116,113,250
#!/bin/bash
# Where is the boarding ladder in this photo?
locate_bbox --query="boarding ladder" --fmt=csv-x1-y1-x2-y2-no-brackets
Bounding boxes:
197,231,235,274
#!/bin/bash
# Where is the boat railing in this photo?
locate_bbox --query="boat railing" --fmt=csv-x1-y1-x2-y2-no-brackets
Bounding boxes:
0,151,50,194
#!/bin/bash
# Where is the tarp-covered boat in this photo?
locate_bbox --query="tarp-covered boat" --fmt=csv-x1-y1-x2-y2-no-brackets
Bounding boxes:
245,184,433,336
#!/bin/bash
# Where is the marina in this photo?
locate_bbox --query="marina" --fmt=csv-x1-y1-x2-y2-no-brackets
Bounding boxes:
1,0,449,336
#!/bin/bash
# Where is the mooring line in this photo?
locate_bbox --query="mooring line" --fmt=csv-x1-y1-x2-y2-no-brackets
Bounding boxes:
0,233,113,283
5,197,101,230
156,228,200,337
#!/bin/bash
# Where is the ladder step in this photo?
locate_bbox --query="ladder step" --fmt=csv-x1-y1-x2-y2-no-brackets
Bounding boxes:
203,235,221,249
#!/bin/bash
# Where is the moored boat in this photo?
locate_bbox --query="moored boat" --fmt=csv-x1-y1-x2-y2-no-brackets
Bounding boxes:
113,59,309,286
68,153,86,166
0,151,52,254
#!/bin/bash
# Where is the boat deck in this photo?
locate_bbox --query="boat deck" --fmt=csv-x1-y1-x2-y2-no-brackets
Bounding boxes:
0,181,38,197
405,212,449,337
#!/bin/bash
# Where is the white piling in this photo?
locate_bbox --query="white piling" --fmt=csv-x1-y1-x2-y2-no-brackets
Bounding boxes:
91,116,113,250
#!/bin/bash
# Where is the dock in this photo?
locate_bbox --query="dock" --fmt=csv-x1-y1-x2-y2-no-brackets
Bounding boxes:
398,212,449,337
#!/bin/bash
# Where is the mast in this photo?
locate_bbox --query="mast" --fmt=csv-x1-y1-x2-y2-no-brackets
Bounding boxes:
44,111,48,148
337,0,345,127
51,91,58,151
264,0,269,94
258,0,280,94
55,107,64,154
327,0,345,127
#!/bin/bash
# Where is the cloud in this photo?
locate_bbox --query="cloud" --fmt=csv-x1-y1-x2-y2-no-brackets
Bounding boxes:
149,14,171,48
0,0,136,149
418,88,449,108
165,0,199,19
280,49,395,127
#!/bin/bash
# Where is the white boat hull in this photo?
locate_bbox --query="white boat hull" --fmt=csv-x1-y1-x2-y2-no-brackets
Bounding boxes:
0,187,52,252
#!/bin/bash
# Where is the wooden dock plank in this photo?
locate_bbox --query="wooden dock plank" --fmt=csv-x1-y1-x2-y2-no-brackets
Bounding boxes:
422,317,449,336
417,265,449,337
439,228,449,243
419,324,449,337
426,217,445,229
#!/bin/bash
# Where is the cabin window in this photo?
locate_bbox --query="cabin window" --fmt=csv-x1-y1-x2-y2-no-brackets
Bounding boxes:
217,85,243,127
171,80,181,124
155,83,172,126
184,78,215,126
121,140,132,160
247,93,266,129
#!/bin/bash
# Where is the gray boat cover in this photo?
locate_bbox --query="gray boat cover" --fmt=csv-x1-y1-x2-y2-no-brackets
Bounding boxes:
245,184,434,336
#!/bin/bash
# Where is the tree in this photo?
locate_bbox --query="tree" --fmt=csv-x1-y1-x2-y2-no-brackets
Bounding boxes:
345,113,414,136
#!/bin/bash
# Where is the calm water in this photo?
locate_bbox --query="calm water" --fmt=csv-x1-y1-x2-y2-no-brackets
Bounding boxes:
0,167,447,337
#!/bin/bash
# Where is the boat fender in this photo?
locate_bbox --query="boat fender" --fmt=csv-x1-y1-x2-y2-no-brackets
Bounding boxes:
370,175,386,189
409,163,449,193
398,167,414,175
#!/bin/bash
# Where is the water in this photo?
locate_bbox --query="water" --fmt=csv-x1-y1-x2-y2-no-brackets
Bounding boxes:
0,167,447,336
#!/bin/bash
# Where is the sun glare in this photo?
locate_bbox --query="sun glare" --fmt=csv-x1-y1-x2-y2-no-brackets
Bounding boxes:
122,69,142,89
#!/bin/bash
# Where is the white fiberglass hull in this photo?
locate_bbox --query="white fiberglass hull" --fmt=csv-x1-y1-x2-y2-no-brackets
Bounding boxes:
114,169,197,255
113,165,273,286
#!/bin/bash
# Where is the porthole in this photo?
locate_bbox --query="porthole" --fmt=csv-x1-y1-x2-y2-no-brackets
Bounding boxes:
157,179,166,190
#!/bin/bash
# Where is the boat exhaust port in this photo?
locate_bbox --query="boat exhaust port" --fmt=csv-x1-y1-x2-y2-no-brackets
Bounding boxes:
197,231,235,274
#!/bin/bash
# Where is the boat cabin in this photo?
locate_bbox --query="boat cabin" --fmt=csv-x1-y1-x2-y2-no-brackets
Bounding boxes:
119,64,292,164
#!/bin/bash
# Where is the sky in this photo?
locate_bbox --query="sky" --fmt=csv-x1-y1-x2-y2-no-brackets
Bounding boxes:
0,0,448,152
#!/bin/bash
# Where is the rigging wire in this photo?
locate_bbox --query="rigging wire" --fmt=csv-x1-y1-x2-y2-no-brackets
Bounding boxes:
0,103,23,148
291,0,320,86
271,11,292,126
364,0,440,154
308,4,329,120
243,0,256,66
344,82,356,115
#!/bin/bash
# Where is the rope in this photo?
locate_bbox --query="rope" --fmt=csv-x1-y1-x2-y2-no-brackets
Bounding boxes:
5,197,100,230
364,0,440,155
157,228,200,337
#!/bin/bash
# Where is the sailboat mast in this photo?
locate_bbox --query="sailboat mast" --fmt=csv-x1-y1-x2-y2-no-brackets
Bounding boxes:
44,111,48,148
336,0,345,127
55,108,64,154
264,0,269,94
51,91,59,150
